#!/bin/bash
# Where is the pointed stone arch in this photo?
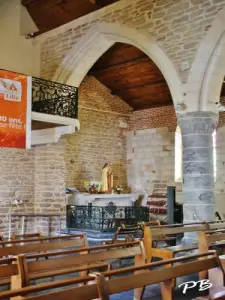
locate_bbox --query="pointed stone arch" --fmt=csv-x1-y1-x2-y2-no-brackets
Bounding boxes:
186,7,225,113
52,22,182,108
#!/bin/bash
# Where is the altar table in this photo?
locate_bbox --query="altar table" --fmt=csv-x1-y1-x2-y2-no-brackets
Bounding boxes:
67,193,136,207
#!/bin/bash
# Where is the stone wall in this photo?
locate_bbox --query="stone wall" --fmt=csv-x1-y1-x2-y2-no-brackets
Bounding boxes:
126,127,176,196
128,106,177,132
0,148,34,237
2,75,225,235
63,76,131,190
32,142,66,235
39,0,225,83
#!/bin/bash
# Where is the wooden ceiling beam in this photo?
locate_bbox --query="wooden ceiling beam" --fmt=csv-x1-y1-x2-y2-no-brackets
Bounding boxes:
133,101,174,111
111,80,168,95
89,56,148,74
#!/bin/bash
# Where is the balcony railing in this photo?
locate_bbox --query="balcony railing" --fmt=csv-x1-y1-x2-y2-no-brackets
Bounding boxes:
32,77,78,118
66,205,149,232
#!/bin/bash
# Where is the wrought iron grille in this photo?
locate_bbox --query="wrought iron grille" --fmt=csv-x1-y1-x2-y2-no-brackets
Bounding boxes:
66,205,149,232
32,77,78,118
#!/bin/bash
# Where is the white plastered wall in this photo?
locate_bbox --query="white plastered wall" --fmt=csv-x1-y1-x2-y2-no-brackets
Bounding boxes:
0,0,40,76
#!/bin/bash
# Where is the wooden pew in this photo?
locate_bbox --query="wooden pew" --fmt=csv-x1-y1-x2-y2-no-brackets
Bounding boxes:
103,221,162,246
10,233,43,241
0,234,88,258
103,226,142,245
144,222,225,262
0,234,89,288
198,231,225,279
151,220,225,229
13,240,146,288
0,257,18,286
0,251,223,300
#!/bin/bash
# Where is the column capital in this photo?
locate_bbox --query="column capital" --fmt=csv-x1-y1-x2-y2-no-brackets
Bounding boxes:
178,111,218,135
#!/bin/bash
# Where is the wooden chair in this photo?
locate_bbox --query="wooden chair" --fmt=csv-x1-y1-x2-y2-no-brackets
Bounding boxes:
0,234,88,258
0,251,223,300
12,240,146,289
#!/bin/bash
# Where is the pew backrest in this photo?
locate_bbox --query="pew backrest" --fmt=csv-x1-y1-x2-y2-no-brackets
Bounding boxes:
0,257,18,286
0,251,221,300
109,226,142,244
11,232,42,240
0,234,88,257
198,231,225,254
16,240,146,287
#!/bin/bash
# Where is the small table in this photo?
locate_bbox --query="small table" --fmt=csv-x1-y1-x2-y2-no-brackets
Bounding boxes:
8,213,64,239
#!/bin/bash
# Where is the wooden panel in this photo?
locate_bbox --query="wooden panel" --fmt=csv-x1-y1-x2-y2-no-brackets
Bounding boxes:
221,81,225,98
89,43,173,110
22,0,120,35
32,121,63,130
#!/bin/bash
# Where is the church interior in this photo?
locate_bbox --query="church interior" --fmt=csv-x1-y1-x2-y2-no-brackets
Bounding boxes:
1,0,225,299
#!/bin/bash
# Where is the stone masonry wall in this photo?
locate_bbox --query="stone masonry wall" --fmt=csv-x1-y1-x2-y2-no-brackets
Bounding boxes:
63,76,131,190
2,75,225,235
126,127,175,197
32,142,67,235
39,0,225,83
0,148,35,237
129,106,177,132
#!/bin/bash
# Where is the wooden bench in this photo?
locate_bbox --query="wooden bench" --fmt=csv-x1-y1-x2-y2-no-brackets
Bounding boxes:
0,234,88,288
0,234,88,258
0,251,223,300
198,231,225,279
10,233,43,241
144,222,225,262
103,226,142,244
13,240,146,289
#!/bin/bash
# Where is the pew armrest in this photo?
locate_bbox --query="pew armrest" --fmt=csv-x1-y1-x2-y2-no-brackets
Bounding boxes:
11,275,22,290
211,291,225,300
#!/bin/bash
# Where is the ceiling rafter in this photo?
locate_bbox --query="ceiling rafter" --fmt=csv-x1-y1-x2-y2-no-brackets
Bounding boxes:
89,42,173,111
21,0,121,36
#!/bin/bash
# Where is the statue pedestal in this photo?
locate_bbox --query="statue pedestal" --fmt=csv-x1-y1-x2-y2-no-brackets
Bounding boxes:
68,192,136,207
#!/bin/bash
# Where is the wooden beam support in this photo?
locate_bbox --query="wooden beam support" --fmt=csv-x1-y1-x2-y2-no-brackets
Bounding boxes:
111,80,168,95
89,56,148,74
132,101,173,111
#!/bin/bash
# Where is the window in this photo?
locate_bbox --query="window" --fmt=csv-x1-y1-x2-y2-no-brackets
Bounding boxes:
175,126,182,182
213,130,216,182
174,127,216,182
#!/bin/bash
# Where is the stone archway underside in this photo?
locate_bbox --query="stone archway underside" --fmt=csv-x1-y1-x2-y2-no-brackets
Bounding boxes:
52,23,183,109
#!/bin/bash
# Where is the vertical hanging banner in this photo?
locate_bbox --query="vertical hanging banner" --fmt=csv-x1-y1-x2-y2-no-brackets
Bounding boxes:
0,70,31,149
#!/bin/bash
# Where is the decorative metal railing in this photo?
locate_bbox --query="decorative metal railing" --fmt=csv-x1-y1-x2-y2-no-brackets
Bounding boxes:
32,77,78,118
66,205,149,232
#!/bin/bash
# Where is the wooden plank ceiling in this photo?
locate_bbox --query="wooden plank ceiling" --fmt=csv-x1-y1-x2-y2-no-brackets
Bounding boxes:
221,79,225,100
89,43,173,110
21,0,120,35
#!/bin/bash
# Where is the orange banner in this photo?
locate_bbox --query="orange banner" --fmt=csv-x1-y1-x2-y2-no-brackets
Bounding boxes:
0,70,31,149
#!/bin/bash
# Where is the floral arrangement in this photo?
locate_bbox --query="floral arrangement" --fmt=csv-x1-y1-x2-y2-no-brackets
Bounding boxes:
89,183,99,189
115,185,123,194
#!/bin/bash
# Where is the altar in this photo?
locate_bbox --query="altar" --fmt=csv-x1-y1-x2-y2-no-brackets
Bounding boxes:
67,192,136,207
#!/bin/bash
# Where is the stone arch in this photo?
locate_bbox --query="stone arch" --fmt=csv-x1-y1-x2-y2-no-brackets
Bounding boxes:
187,7,225,113
52,22,182,108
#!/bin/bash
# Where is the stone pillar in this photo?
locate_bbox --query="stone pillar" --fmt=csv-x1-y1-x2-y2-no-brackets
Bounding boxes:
178,112,218,243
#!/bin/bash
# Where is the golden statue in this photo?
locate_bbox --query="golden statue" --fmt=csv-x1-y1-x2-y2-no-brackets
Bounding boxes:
100,163,113,193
